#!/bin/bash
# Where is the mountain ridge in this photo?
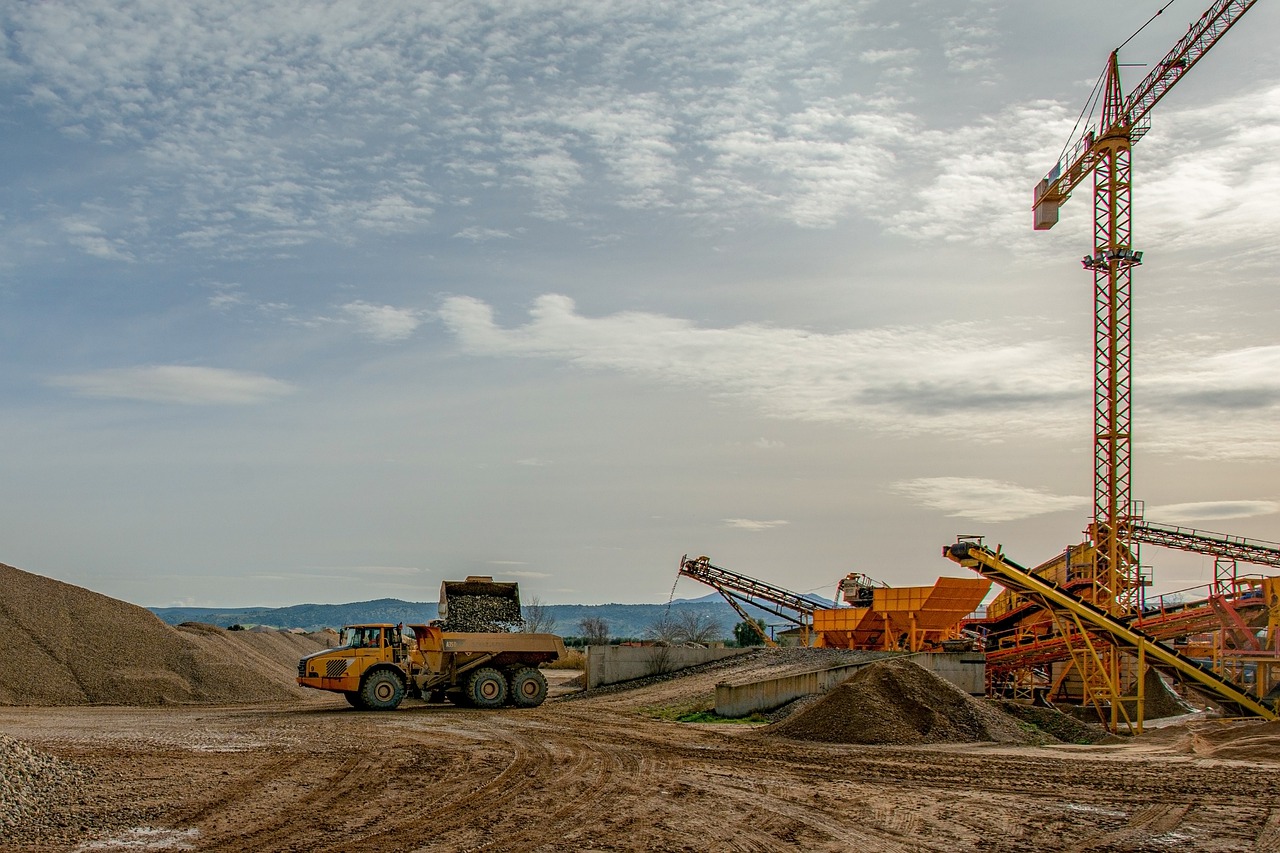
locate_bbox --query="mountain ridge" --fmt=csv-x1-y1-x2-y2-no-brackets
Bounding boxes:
147,593,814,640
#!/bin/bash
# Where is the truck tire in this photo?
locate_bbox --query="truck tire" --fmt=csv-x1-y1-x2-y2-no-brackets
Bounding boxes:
343,691,367,709
508,667,548,708
360,670,405,711
465,667,508,709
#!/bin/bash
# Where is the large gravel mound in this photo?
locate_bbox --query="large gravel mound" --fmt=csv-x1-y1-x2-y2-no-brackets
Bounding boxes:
0,562,325,706
763,658,1039,745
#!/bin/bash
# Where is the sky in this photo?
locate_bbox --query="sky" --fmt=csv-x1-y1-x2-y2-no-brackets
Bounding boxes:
2,0,1279,609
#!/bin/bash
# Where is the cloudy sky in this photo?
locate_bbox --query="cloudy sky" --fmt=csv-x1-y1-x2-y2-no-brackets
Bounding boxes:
2,0,1278,609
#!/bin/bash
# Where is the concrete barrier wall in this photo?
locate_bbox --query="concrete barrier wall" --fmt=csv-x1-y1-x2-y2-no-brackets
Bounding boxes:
585,645,752,689
714,652,986,718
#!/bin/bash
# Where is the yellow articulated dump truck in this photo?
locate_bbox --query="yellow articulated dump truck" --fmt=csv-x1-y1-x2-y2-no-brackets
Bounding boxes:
296,576,566,711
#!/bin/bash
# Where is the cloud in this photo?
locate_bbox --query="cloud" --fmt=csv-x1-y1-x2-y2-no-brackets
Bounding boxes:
453,227,514,242
61,216,135,262
503,571,551,579
437,293,1086,440
341,301,424,342
49,366,295,405
892,477,1089,523
1143,501,1280,525
347,566,425,577
2,0,1104,261
723,518,790,531
1140,343,1280,460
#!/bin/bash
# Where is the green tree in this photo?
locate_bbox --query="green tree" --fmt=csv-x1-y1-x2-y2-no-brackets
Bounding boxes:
733,618,768,647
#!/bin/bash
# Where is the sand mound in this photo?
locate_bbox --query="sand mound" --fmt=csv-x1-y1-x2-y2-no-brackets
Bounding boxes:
764,658,1039,745
1175,720,1280,762
0,562,325,706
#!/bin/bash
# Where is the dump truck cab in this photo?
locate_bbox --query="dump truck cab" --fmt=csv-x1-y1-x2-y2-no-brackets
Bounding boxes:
298,623,410,710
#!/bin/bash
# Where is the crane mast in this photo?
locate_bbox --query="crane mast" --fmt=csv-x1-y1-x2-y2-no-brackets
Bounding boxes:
1031,0,1257,618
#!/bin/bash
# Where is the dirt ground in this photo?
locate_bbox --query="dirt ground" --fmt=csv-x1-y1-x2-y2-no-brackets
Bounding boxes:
4,666,1280,853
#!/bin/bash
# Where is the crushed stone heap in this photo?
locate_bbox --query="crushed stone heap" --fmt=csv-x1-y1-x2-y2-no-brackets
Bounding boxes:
442,594,525,633
0,733,90,833
764,657,1039,745
0,561,323,706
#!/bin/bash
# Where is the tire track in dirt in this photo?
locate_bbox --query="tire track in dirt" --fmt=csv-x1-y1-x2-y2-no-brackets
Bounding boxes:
679,770,923,852
1258,808,1280,853
310,713,553,852
1071,802,1191,852
167,754,307,826
191,754,383,852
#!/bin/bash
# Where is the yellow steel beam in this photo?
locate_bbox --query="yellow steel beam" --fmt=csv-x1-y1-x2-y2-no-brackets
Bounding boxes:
945,540,1277,721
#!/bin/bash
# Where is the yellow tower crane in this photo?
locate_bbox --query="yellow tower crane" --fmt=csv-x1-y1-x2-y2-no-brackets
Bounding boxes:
1032,0,1257,618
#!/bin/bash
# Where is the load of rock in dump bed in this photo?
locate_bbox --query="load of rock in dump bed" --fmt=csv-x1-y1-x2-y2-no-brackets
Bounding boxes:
764,658,1039,745
0,562,324,706
442,594,524,633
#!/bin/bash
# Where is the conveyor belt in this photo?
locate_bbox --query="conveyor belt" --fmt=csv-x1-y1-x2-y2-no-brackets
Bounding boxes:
1132,521,1280,569
678,555,825,624
945,540,1277,720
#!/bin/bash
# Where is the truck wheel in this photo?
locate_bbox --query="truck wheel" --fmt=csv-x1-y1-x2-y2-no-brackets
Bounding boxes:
343,691,367,709
508,667,548,708
465,667,508,709
360,670,405,711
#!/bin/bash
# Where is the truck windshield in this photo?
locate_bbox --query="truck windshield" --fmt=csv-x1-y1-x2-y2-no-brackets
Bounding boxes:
342,627,383,649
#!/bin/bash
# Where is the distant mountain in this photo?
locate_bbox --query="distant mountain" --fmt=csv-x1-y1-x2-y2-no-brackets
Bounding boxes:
150,598,439,633
149,596,795,640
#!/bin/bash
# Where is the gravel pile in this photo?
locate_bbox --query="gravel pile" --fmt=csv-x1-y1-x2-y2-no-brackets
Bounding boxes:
764,658,1040,745
994,701,1113,744
442,594,525,633
1136,667,1196,719
0,733,153,847
0,733,90,833
0,561,325,706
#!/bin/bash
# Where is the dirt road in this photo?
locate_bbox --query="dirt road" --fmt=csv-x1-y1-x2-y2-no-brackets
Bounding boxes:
3,676,1279,853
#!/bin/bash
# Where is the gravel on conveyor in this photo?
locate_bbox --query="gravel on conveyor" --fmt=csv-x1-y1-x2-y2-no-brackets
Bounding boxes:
441,594,525,633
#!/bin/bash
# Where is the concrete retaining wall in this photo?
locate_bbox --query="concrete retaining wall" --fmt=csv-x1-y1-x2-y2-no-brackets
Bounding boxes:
714,651,986,718
585,645,752,689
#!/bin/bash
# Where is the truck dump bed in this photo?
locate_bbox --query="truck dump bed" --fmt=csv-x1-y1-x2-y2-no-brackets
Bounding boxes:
408,626,565,655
